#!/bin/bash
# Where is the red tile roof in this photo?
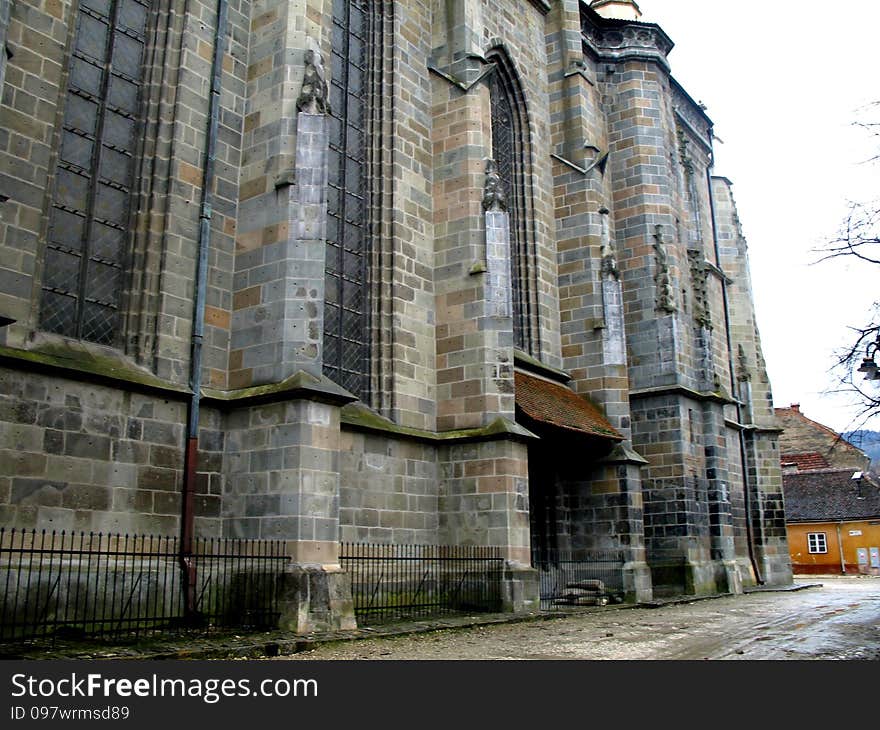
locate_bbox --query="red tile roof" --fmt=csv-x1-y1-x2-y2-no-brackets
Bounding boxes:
781,452,831,471
514,371,622,441
774,405,865,455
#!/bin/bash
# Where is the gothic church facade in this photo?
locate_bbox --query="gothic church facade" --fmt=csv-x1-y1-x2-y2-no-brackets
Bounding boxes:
0,0,792,628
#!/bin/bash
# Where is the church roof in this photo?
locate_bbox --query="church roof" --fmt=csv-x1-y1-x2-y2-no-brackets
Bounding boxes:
514,371,623,441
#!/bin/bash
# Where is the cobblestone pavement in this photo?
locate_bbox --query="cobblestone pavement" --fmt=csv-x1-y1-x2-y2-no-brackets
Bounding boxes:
276,577,880,660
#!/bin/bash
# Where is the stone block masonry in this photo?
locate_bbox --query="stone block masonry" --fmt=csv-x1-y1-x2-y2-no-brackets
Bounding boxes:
0,366,220,537
339,431,439,545
223,396,342,563
0,0,792,636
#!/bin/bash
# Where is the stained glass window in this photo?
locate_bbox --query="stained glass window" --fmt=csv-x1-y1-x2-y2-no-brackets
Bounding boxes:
489,55,532,354
324,0,372,399
39,0,151,346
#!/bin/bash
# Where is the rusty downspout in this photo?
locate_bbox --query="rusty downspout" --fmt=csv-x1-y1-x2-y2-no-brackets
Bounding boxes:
181,0,229,620
706,161,764,585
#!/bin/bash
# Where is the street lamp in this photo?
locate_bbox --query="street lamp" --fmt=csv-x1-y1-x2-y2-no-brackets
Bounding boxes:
857,337,880,381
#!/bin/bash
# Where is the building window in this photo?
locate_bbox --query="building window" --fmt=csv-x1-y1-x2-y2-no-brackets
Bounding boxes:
807,532,827,554
488,50,534,355
324,0,372,400
39,0,152,346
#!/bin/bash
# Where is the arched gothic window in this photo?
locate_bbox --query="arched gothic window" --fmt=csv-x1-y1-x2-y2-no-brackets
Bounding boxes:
39,0,153,346
323,0,373,400
488,50,535,355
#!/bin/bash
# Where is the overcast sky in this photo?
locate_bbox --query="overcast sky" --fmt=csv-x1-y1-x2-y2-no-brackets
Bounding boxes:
637,1,880,433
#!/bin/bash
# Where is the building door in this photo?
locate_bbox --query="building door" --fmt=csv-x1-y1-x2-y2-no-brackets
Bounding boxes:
528,443,558,563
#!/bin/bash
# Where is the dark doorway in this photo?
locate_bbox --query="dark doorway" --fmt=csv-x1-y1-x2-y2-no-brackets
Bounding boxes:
528,440,559,561
521,421,625,608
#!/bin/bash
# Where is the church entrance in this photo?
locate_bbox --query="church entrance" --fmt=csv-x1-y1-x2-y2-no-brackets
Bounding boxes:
513,368,629,608
525,433,626,609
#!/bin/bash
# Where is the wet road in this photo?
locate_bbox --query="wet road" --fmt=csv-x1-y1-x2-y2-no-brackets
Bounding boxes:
278,576,880,660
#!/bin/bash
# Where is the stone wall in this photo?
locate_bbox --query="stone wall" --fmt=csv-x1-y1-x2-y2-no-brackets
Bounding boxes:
439,436,531,564
339,429,439,545
0,365,221,536
0,0,792,626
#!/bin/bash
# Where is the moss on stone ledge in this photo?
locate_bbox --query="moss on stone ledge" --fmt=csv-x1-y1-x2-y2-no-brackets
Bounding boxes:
0,342,189,396
201,370,355,407
341,402,537,444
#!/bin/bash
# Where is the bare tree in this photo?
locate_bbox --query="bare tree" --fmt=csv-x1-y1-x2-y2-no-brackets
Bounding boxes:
854,100,880,164
822,202,880,266
818,103,880,423
830,306,880,424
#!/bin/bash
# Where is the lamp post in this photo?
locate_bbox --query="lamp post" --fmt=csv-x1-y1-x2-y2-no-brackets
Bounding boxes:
857,336,880,381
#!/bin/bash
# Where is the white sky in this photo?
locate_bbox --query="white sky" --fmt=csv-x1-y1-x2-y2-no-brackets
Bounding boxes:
639,0,880,433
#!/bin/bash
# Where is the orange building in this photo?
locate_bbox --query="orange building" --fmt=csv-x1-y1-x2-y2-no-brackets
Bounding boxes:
783,469,880,575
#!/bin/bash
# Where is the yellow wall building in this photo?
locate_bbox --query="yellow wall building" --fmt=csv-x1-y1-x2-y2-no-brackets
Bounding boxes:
784,470,880,575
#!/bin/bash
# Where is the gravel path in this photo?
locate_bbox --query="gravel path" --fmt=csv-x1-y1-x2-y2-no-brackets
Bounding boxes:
275,577,880,660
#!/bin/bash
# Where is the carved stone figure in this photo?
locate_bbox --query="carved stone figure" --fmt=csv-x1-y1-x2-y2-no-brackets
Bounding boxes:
297,50,329,115
653,225,676,313
482,159,507,212
738,344,752,383
677,125,694,177
687,248,711,329
599,208,619,279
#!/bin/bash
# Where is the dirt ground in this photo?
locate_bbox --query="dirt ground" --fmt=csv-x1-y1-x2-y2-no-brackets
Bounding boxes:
275,576,880,660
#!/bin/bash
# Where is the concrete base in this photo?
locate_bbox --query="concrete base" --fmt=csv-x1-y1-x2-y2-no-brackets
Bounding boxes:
501,563,540,613
735,556,758,588
650,556,744,597
758,553,795,587
276,564,357,633
657,558,745,596
719,559,744,595
622,561,653,603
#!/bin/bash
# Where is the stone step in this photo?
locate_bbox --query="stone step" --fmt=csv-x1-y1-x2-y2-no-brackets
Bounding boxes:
554,595,609,607
561,588,603,598
566,579,605,592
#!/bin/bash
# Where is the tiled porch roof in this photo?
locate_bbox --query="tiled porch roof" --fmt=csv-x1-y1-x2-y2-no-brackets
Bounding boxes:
514,371,622,441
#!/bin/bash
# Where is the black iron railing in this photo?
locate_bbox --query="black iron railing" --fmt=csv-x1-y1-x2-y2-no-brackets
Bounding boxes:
532,548,625,610
0,529,289,646
340,543,505,625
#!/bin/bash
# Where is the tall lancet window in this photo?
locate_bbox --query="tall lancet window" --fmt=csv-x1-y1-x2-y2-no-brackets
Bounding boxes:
488,51,534,354
39,0,152,346
324,0,373,399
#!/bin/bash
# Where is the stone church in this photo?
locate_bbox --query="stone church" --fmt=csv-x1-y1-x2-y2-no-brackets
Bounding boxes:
0,0,792,630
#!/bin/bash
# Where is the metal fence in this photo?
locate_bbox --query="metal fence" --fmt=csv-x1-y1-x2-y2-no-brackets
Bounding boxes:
0,529,290,646
340,543,505,625
532,548,625,610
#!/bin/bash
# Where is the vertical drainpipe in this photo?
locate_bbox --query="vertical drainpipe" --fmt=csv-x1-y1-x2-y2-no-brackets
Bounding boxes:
706,160,764,585
181,0,229,619
836,523,846,574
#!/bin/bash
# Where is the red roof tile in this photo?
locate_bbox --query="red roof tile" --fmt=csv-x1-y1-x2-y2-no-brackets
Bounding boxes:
514,371,622,441
781,452,831,471
774,406,865,456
